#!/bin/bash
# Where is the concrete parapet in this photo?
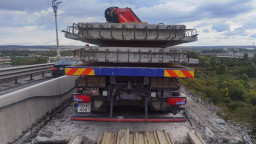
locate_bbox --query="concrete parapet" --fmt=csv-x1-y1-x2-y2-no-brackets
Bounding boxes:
0,76,77,144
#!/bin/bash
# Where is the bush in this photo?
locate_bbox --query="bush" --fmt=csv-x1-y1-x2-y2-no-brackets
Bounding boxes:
216,64,227,74
229,80,245,101
237,74,249,81
204,87,222,104
250,92,256,106
227,101,244,111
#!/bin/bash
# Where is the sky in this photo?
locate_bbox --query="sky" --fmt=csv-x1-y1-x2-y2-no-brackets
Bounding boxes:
0,0,256,46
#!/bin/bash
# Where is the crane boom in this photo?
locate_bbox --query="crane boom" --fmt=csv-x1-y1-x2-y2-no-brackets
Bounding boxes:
105,7,141,23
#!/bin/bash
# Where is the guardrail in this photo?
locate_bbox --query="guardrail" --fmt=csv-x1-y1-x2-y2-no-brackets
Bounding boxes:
0,63,53,84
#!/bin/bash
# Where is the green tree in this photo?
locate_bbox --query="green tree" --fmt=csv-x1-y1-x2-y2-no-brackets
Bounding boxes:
229,80,244,101
216,64,227,74
210,56,217,68
227,101,244,110
187,51,200,59
243,53,249,59
204,87,222,104
238,74,249,82
250,91,256,106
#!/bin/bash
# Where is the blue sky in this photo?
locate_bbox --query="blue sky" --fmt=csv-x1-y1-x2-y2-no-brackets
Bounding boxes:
0,0,256,46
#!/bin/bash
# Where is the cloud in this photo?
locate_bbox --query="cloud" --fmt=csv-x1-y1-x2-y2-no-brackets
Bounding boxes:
203,29,209,33
102,0,161,8
0,0,256,46
243,20,256,29
136,0,253,24
0,26,84,45
212,22,230,32
196,22,211,27
224,27,248,36
251,34,256,38
197,0,253,18
0,0,50,12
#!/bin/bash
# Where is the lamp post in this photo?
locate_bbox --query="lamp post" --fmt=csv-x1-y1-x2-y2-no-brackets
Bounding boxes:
52,0,62,59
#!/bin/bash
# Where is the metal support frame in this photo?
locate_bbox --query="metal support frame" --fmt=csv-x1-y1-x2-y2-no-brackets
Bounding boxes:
110,94,114,118
15,77,18,84
145,94,149,118
107,85,114,118
110,76,116,84
30,74,33,80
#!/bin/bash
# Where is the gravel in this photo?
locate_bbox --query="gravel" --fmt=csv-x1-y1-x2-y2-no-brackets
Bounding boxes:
17,85,252,144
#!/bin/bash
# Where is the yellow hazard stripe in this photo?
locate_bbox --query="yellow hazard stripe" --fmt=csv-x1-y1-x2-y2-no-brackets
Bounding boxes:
164,70,194,78
65,68,95,76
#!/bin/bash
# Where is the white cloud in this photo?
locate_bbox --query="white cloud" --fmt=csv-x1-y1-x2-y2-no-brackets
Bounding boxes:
0,0,256,46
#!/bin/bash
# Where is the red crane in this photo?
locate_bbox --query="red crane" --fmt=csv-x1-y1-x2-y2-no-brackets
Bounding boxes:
105,7,141,23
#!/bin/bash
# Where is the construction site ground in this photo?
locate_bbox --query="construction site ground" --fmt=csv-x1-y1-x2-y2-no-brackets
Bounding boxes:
19,86,252,144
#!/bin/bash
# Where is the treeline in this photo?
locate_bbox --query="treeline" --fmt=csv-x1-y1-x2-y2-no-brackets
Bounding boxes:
0,50,74,65
12,57,47,65
201,48,256,53
183,51,256,136
0,50,73,57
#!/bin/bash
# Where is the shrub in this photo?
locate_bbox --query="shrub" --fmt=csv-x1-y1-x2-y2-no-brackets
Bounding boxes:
229,80,245,101
227,101,244,111
237,74,249,81
204,87,222,104
250,92,256,106
216,64,227,74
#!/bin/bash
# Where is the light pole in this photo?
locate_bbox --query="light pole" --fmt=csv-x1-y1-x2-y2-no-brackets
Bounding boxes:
52,0,62,59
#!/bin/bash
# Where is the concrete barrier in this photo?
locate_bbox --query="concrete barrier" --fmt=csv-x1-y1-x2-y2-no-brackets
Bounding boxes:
0,76,77,144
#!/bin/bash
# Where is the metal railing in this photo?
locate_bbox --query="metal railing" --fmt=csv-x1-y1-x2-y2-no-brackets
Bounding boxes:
64,23,198,40
0,63,53,84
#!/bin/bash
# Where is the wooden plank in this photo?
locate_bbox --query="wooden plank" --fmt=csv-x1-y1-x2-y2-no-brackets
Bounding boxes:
146,132,158,144
143,132,148,144
156,131,169,144
101,132,115,144
105,132,116,144
163,130,174,144
134,132,138,144
68,135,83,144
153,131,161,144
137,132,146,144
97,129,177,144
187,131,205,144
101,132,107,144
117,129,129,144
97,133,103,144
129,132,134,144
195,132,205,144
166,133,175,144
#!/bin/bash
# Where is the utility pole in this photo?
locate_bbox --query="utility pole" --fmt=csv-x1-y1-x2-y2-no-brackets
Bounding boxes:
52,0,62,59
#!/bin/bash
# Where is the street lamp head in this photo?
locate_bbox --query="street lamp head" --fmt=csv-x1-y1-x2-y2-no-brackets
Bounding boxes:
52,0,62,14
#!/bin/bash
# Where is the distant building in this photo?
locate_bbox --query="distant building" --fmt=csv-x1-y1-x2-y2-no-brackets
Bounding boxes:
203,52,254,59
0,57,12,68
